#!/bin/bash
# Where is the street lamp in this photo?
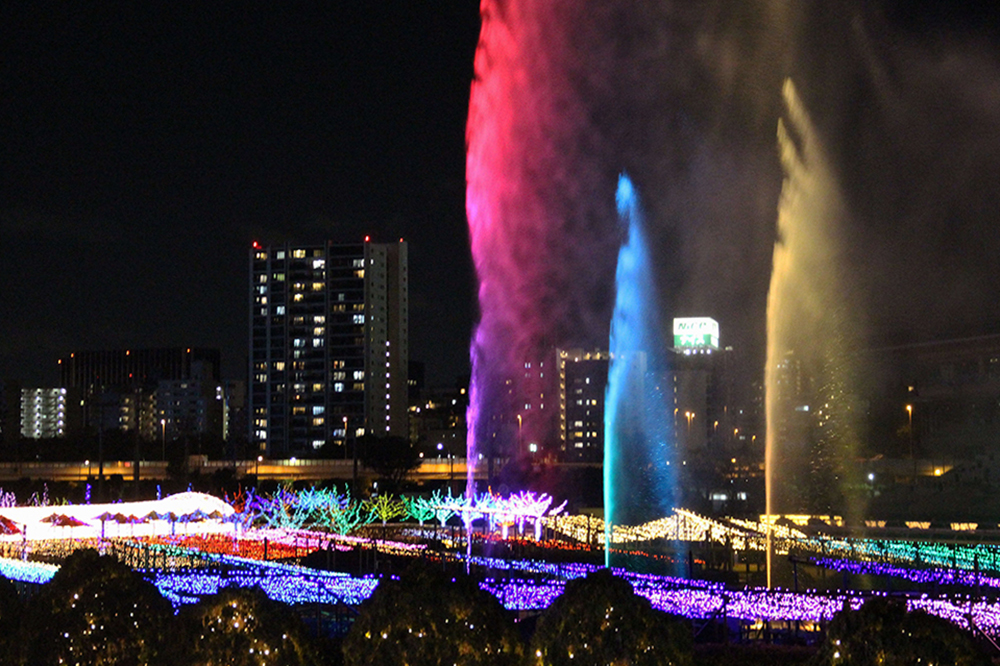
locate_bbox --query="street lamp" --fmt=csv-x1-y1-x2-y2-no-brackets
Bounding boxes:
906,404,915,482
160,419,166,461
516,414,523,456
255,455,263,484
342,416,349,459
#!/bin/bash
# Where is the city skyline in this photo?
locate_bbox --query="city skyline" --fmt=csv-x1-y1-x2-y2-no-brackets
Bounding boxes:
3,2,1000,401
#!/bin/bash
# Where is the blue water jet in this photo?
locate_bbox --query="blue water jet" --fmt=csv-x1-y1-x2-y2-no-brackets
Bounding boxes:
604,174,678,567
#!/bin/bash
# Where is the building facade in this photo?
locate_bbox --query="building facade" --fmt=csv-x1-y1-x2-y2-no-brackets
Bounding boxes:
56,348,225,444
20,388,76,439
249,239,408,457
557,349,609,462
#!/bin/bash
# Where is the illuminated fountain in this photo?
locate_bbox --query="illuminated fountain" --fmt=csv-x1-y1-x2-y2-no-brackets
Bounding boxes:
604,174,678,567
464,1,619,495
765,79,865,584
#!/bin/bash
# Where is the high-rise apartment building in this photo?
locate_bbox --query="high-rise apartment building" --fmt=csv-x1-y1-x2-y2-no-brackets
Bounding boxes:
20,388,79,439
249,239,408,457
557,349,609,462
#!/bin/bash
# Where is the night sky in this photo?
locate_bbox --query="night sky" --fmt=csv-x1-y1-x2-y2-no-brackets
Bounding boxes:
3,2,1000,395
1,3,480,387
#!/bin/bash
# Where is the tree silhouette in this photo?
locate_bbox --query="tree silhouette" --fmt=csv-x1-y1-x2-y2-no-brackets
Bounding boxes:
0,575,21,666
358,435,421,492
177,586,321,666
343,561,523,666
812,597,989,666
20,548,174,666
531,568,692,666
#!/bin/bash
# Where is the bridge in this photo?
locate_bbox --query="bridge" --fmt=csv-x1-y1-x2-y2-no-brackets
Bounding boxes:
0,456,488,483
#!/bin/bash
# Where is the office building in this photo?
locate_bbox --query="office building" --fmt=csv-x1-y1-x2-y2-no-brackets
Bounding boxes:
249,239,408,457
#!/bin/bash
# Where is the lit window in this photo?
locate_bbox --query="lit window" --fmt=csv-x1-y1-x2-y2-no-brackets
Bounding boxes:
312,406,325,415
293,249,306,258
276,305,285,315
313,327,325,336
353,370,364,380
312,259,325,269
275,251,285,259
314,315,325,323
312,417,324,426
334,382,344,393
353,314,364,324
312,282,324,291
293,294,303,302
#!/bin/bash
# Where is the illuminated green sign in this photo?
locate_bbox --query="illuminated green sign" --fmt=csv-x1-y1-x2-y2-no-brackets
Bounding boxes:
673,317,720,349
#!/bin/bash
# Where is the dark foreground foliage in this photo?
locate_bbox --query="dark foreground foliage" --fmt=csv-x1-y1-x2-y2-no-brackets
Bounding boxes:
342,560,524,666
811,597,990,666
530,567,693,666
176,586,321,666
19,549,174,666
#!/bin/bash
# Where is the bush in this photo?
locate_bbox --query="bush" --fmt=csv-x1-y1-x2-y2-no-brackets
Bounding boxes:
177,586,321,666
20,548,174,665
343,561,523,666
531,568,692,666
812,597,989,665
0,575,21,666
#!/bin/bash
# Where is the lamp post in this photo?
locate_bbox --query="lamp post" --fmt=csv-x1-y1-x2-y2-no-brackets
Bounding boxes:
342,416,349,459
906,404,914,483
160,419,166,461
256,455,263,487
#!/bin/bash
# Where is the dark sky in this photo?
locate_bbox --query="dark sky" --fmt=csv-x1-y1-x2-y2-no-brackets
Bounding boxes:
3,2,1000,395
1,3,480,387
